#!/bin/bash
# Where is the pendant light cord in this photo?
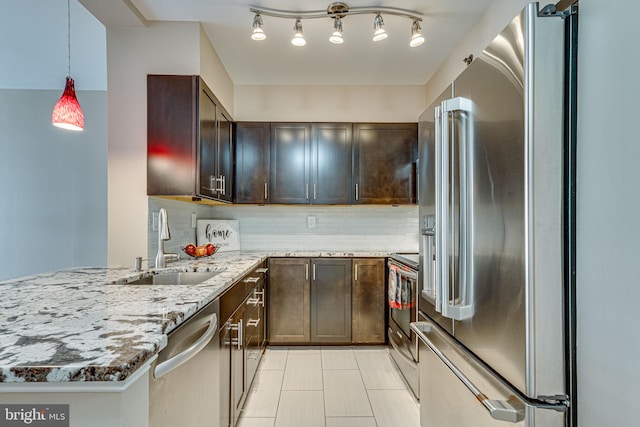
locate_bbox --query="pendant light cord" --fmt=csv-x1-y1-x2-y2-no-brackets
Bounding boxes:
67,0,71,78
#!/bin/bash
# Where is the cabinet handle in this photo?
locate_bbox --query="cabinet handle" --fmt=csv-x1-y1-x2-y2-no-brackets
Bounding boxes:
254,290,265,307
306,184,309,200
355,184,359,201
312,264,316,281
202,175,217,192
247,318,260,327
264,182,268,200
255,267,269,274
222,175,226,196
247,297,260,306
213,175,224,194
314,183,317,200
244,276,260,283
305,263,309,280
354,264,358,281
230,319,242,349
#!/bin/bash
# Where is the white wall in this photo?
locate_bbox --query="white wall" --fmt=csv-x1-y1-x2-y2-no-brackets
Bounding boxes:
200,26,235,116
0,0,106,91
423,0,530,104
0,90,108,280
576,1,640,425
0,0,108,280
234,85,425,122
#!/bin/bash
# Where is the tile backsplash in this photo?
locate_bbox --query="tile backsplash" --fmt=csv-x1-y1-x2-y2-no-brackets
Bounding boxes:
148,198,418,258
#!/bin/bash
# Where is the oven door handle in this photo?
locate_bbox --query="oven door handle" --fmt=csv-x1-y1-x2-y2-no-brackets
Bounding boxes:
388,261,418,281
388,327,416,365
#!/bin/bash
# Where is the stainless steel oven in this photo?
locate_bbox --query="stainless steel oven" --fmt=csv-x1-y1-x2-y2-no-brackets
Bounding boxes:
387,254,419,399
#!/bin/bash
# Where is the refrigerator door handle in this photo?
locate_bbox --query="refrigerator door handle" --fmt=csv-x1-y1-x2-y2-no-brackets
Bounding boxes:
412,321,526,423
434,105,444,314
440,97,475,321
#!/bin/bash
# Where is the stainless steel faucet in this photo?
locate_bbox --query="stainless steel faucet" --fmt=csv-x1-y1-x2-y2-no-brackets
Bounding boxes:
155,208,179,269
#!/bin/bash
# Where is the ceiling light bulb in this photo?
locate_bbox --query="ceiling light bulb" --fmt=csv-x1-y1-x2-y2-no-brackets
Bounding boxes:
291,18,306,46
329,17,344,44
251,13,266,41
410,19,425,47
373,14,387,41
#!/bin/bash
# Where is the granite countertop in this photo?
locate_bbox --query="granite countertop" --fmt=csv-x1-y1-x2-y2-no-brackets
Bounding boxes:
0,250,390,384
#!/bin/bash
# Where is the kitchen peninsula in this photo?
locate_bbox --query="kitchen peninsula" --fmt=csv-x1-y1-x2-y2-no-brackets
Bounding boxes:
0,250,389,427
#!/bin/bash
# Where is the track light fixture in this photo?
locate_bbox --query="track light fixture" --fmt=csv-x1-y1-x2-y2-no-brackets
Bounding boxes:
251,13,266,40
372,14,387,41
330,17,344,44
291,18,306,46
410,19,425,47
249,2,424,47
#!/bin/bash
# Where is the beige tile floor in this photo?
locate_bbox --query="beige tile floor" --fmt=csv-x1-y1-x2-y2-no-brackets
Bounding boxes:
238,346,420,427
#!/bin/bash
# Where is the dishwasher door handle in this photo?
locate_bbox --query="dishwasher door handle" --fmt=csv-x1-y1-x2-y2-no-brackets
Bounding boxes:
154,313,218,380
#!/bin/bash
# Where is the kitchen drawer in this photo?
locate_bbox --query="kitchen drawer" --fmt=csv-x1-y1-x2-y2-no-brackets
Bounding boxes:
242,262,268,295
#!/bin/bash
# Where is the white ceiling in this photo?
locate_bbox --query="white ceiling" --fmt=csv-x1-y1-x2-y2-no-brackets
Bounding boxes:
103,0,496,86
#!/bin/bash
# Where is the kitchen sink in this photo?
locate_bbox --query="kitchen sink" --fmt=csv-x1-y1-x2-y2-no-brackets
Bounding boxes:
126,271,221,286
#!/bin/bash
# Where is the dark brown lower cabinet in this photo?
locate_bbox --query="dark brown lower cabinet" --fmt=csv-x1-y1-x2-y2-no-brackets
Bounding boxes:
268,257,384,345
311,258,352,343
352,258,386,344
220,261,268,427
268,258,311,343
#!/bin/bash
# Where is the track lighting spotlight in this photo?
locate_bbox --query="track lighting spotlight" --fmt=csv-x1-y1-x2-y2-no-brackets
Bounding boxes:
291,18,306,46
251,13,266,41
372,14,387,42
330,17,344,44
409,19,425,47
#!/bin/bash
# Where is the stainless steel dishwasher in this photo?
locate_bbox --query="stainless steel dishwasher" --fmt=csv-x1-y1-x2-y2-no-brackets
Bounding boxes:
149,299,220,427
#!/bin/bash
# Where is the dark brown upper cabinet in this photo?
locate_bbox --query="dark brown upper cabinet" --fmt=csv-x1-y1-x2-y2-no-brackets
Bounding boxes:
234,121,417,205
198,82,233,202
269,123,312,204
259,123,352,204
235,122,270,204
353,123,418,204
147,74,233,202
312,123,353,204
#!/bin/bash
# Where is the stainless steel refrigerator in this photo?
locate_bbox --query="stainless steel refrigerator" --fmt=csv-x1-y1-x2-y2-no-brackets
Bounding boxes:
412,2,577,426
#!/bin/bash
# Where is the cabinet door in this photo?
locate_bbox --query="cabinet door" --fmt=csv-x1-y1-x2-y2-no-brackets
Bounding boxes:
352,258,386,344
147,75,197,196
353,123,418,204
218,108,233,202
268,258,310,343
311,258,352,343
312,123,353,204
199,86,219,198
270,123,311,204
235,122,270,203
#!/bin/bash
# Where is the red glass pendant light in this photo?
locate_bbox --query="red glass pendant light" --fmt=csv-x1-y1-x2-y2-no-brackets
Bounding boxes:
52,77,84,131
52,0,84,131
